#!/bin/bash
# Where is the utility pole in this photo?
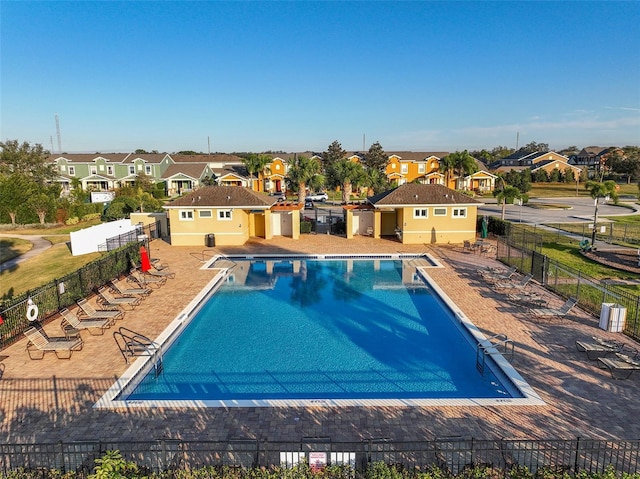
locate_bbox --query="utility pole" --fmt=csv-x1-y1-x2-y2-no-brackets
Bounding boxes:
55,114,62,153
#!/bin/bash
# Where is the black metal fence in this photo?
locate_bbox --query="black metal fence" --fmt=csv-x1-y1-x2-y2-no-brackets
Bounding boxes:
0,438,638,476
100,221,159,252
496,237,640,342
0,241,142,349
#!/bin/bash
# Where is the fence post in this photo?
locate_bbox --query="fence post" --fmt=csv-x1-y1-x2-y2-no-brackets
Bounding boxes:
574,437,581,473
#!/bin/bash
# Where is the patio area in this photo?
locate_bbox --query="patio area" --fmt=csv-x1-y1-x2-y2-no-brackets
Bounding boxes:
1,234,639,444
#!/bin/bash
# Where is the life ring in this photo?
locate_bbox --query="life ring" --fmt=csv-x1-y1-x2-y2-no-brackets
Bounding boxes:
26,303,39,322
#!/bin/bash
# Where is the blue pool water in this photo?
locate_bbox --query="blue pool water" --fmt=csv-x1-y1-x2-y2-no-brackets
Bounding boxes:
126,258,516,402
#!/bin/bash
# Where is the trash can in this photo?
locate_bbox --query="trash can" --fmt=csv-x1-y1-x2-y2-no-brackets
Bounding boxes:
205,233,215,247
599,303,627,332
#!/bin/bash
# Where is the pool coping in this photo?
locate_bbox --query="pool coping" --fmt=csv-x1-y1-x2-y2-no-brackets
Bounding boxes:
94,254,545,409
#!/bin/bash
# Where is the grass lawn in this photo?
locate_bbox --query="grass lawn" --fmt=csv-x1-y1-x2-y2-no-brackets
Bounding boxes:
0,218,102,236
0,242,100,299
0,238,33,263
529,182,638,198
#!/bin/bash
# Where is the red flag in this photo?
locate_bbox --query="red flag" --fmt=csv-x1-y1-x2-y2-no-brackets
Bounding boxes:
140,246,152,272
0,314,3,325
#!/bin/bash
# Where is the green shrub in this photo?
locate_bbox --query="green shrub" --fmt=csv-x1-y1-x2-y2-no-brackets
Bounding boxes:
300,221,313,234
82,213,102,222
65,217,79,225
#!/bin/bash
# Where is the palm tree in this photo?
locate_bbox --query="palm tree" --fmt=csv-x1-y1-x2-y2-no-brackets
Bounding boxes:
494,175,522,221
439,155,456,188
363,167,390,196
445,150,478,190
585,180,618,247
331,159,366,203
242,154,271,191
285,156,324,204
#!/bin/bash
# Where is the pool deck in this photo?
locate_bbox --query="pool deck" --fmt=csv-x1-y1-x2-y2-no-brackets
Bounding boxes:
1,235,639,443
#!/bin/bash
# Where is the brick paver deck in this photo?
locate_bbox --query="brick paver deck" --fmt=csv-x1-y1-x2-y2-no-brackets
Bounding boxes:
1,235,639,443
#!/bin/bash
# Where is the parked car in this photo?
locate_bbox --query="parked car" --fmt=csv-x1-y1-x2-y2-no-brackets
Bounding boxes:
304,199,314,209
269,191,286,202
306,192,328,202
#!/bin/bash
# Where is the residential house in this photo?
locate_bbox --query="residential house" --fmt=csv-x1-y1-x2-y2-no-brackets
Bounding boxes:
343,183,481,244
489,151,582,178
161,163,215,196
572,146,623,178
385,152,450,187
163,186,302,246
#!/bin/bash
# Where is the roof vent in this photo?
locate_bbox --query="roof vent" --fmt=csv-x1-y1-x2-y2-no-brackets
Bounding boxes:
227,195,231,201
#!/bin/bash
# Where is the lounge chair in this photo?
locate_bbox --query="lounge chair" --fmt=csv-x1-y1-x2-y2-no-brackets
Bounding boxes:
493,273,533,291
23,326,84,359
598,352,640,379
129,269,166,288
507,291,547,307
97,286,141,310
576,336,625,360
130,259,175,279
60,307,115,335
480,265,517,283
77,298,125,320
111,278,151,297
531,297,578,318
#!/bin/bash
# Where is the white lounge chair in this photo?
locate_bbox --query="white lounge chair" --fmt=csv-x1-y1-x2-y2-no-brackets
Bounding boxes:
576,336,625,360
599,352,640,380
24,327,83,359
111,278,151,297
493,273,533,291
77,298,125,320
531,297,577,318
98,286,141,310
60,307,115,335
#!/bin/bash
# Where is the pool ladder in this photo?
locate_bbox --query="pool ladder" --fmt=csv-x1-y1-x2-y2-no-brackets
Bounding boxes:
113,327,163,377
476,333,514,375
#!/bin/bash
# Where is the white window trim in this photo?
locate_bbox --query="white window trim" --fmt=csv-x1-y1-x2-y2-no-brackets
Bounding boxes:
413,208,428,219
452,207,467,218
107,165,114,176
400,164,408,174
418,163,425,173
68,166,75,176
198,210,212,218
179,210,194,221
129,166,135,175
145,165,152,175
218,209,232,220
433,207,447,216
90,166,97,175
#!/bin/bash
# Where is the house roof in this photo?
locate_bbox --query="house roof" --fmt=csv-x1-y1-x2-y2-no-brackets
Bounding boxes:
161,163,210,180
49,153,130,163
164,186,277,208
170,154,244,163
368,184,480,207
122,153,170,164
212,164,250,179
387,151,450,161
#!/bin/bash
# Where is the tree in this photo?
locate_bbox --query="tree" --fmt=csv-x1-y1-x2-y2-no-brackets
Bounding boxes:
330,159,366,203
322,140,346,172
519,141,549,153
242,153,271,191
285,156,324,204
585,180,618,247
363,142,387,172
441,150,477,189
363,167,390,196
0,174,34,225
439,155,456,188
494,184,522,221
0,140,55,185
29,192,55,224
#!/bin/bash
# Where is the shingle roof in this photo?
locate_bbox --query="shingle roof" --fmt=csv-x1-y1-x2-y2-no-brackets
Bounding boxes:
170,154,244,163
165,186,276,208
161,163,209,179
122,153,169,164
387,151,450,161
49,153,129,163
368,184,480,206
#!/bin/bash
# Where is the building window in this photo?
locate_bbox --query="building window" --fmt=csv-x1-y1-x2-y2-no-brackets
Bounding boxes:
68,166,75,176
418,163,425,173
129,166,135,175
107,165,114,175
218,209,232,220
401,164,408,174
90,166,97,175
99,164,104,171
413,208,428,218
452,208,467,218
433,207,447,216
145,165,152,175
179,210,194,221
199,210,212,218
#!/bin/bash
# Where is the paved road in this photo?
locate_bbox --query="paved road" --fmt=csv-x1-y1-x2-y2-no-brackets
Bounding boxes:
0,234,54,272
478,196,640,225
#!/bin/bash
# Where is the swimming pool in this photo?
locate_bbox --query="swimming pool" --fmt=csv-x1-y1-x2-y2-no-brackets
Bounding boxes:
97,254,544,408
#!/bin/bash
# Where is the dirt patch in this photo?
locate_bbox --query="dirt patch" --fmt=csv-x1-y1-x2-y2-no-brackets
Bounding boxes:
582,248,640,274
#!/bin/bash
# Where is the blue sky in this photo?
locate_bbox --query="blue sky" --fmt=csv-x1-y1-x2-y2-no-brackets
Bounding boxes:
1,1,639,154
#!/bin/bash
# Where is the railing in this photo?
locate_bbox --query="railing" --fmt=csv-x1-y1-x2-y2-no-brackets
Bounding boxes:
0,438,638,475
